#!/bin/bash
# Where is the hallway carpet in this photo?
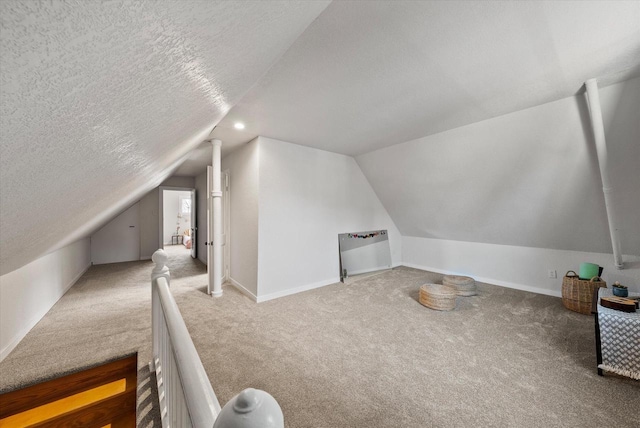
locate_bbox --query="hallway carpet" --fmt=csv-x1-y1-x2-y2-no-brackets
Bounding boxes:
1,246,637,427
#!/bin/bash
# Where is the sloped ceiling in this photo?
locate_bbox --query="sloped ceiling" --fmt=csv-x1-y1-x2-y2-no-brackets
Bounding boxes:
0,0,330,275
2,1,639,276
218,1,640,156
356,77,640,255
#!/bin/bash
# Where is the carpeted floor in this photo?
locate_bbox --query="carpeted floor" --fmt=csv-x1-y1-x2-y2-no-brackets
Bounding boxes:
1,245,637,427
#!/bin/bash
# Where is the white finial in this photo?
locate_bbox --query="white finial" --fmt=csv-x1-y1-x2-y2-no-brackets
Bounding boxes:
151,249,170,285
213,388,283,428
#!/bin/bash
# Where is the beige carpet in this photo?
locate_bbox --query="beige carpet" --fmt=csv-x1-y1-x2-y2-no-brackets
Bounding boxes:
1,245,637,427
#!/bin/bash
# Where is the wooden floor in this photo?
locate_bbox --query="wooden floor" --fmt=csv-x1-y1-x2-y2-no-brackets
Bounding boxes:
0,354,137,427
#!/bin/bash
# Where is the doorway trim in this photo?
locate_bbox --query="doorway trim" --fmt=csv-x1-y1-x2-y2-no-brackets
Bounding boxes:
159,186,196,252
222,169,230,282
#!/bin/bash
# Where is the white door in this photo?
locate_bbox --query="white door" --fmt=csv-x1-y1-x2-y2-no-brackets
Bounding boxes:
207,166,213,294
190,188,197,259
90,203,140,264
221,171,230,282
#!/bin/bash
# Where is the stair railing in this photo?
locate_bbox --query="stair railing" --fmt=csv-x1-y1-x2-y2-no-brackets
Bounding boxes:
151,249,283,428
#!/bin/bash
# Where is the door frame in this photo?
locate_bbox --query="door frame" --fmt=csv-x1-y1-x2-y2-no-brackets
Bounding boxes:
221,169,230,282
158,186,196,252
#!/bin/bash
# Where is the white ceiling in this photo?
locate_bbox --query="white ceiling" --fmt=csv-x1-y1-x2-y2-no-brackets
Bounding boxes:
173,124,258,176
0,0,330,275
217,1,640,156
2,1,639,276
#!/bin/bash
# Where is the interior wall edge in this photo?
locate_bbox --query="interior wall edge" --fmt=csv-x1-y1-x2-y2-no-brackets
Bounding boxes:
256,276,340,303
255,136,402,298
228,277,258,302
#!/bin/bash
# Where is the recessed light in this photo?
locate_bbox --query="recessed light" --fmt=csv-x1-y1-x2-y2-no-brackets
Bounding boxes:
234,122,245,130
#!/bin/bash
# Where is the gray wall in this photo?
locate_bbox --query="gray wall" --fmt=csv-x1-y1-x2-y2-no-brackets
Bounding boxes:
93,175,195,261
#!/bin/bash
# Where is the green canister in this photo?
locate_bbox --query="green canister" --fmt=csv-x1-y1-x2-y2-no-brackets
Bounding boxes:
579,262,600,280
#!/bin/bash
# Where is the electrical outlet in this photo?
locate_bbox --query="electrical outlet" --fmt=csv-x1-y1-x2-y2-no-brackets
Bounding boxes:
548,270,557,279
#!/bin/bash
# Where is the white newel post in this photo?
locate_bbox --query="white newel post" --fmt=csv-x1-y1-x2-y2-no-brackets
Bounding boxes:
150,249,169,370
214,388,284,428
211,139,223,297
151,248,171,285
149,248,284,427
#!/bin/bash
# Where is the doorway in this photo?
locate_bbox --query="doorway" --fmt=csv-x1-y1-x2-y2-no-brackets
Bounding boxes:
159,187,197,259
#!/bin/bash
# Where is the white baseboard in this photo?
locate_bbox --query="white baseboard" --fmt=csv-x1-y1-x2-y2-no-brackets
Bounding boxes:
0,262,91,362
257,277,340,303
402,262,561,298
70,263,91,291
0,322,37,362
140,256,152,261
228,277,257,302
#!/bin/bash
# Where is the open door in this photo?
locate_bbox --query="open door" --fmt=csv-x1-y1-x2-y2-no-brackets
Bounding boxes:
221,171,229,282
207,166,213,294
190,188,196,259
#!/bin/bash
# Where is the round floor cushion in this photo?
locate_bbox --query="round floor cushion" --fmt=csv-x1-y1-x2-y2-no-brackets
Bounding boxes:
419,284,457,311
442,275,477,296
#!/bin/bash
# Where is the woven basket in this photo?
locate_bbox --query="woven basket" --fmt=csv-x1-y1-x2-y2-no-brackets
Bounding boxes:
419,284,457,311
443,275,477,296
561,270,606,315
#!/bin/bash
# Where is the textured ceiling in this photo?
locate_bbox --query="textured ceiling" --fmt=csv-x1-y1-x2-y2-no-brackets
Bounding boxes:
219,0,640,156
2,1,639,276
0,0,330,275
173,124,258,176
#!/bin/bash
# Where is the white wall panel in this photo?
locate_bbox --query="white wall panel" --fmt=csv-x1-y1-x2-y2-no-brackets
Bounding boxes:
0,239,90,361
221,140,260,297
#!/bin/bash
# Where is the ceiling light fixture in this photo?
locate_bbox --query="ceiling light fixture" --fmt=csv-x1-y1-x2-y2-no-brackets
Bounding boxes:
234,122,245,130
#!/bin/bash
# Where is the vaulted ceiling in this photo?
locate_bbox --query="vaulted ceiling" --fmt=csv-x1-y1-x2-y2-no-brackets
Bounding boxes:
216,1,640,155
0,0,330,275
1,1,639,275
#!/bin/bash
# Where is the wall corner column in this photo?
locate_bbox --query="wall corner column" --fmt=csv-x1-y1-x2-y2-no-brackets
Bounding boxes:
211,139,223,296
585,78,624,269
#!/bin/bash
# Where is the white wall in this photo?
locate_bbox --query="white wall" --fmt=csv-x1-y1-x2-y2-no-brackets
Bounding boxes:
221,139,260,297
162,190,191,245
0,238,91,361
91,203,140,264
403,236,640,295
257,137,401,301
356,77,640,256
